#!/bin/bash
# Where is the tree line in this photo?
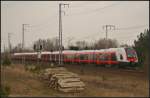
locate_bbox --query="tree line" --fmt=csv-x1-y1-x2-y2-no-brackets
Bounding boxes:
9,37,119,52
133,29,149,72
3,29,149,69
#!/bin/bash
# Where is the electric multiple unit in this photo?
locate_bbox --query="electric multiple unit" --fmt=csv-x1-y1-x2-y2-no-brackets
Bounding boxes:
12,47,138,67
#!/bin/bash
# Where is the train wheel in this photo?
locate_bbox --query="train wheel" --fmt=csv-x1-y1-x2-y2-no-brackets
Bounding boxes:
130,62,137,67
105,64,111,68
113,64,119,68
95,64,98,67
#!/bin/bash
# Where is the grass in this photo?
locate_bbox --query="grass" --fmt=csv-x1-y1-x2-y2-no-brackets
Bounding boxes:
1,64,85,97
1,64,60,97
65,64,149,97
0,85,10,97
1,64,149,97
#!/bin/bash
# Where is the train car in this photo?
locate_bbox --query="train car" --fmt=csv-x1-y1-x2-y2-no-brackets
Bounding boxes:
76,50,95,64
41,52,51,62
93,49,118,66
12,52,37,64
63,50,76,64
11,47,138,68
51,51,60,63
94,47,138,67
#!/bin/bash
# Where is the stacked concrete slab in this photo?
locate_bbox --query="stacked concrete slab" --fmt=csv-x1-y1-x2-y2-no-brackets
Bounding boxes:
39,67,85,93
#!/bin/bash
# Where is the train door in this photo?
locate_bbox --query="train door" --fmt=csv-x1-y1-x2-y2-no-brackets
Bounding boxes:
74,53,79,64
62,54,64,63
52,54,54,62
96,53,101,65
110,52,118,66
80,54,84,64
45,54,48,62
98,53,109,66
49,54,51,62
88,53,93,64
54,54,57,62
93,52,98,64
77,53,80,64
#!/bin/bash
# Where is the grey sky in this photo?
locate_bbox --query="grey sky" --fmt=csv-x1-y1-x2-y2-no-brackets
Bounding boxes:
1,1,149,52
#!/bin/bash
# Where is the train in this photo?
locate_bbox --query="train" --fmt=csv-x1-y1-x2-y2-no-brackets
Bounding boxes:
11,47,138,68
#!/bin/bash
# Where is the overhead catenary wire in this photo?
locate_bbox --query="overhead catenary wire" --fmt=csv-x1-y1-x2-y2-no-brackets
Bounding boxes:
1,3,58,6
70,24,148,44
28,16,58,33
68,1,122,16
29,22,148,44
115,24,148,30
69,1,112,8
3,2,148,49
22,2,146,34
30,14,57,28
62,25,148,45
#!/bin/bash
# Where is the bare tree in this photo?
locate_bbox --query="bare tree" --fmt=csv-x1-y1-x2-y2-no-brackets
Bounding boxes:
33,37,61,51
120,44,130,47
12,43,22,53
76,40,88,50
94,38,118,49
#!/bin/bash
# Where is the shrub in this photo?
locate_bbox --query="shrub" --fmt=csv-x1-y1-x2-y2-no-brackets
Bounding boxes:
0,85,10,97
102,75,107,81
2,55,11,66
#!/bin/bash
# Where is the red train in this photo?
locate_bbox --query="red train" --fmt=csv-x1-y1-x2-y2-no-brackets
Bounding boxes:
11,47,138,67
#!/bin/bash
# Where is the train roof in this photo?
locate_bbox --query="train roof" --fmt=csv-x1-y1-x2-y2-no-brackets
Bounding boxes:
13,52,37,55
62,50,76,54
41,51,51,54
13,47,131,55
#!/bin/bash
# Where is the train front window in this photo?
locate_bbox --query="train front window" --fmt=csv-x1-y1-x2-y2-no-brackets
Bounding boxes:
125,48,136,58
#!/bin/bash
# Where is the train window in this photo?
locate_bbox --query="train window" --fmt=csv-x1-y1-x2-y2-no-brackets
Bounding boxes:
66,55,70,59
75,54,79,59
99,53,109,61
66,55,69,59
88,54,93,60
84,54,88,60
71,54,74,59
80,54,84,60
93,54,97,60
66,54,74,59
56,54,59,60
52,54,55,60
64,55,67,59
125,48,136,58
120,54,123,60
111,53,117,61
79,54,88,60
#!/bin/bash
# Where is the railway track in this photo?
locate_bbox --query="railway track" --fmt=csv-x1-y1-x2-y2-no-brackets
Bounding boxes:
108,67,144,74
63,64,145,76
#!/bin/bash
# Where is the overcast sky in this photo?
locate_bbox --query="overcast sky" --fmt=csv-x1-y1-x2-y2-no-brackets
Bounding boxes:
1,1,149,52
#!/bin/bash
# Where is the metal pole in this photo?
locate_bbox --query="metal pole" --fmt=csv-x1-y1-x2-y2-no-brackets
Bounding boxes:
8,33,11,53
22,24,29,65
22,24,29,50
22,24,25,65
106,25,108,49
103,25,115,49
59,4,61,65
22,24,24,50
58,3,69,65
8,33,13,62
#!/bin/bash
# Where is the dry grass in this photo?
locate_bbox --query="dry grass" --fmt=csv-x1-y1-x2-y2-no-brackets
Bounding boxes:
1,64,69,97
65,64,149,97
1,64,149,97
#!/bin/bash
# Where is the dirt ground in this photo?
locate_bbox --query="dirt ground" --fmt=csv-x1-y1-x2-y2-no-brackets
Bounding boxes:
1,64,149,97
